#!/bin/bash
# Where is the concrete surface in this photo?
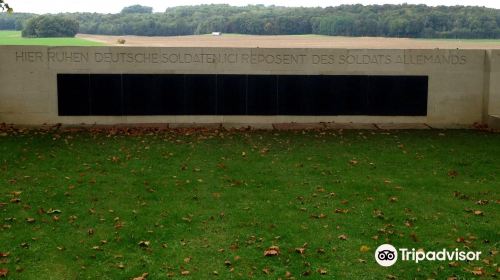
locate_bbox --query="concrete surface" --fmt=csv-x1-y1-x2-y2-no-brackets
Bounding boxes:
0,46,497,128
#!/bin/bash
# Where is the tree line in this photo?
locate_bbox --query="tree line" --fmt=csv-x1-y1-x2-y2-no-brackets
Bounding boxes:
1,4,499,39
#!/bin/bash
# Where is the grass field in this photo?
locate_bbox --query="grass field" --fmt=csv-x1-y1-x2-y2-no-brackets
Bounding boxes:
0,31,104,46
0,128,498,279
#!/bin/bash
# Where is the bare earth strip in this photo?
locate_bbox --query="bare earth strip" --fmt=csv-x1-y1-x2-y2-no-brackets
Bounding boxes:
77,34,500,49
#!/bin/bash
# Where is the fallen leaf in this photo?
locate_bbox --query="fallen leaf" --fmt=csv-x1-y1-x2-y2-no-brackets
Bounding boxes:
476,200,489,205
471,267,484,276
317,268,328,275
181,270,190,276
133,272,148,280
448,170,458,178
264,246,280,256
338,234,348,240
0,268,7,277
473,210,484,216
295,247,306,254
360,245,370,253
183,257,191,263
46,209,61,214
138,240,150,248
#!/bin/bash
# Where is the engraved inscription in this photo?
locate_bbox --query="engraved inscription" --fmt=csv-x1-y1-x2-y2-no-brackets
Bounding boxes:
14,50,469,66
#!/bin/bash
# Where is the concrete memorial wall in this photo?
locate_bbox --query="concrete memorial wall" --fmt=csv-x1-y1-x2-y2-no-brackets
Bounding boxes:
0,45,498,128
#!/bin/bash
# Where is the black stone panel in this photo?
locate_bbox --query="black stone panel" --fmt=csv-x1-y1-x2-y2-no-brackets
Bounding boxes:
57,74,428,117
57,74,90,116
277,75,314,115
217,75,247,115
328,75,370,115
89,74,123,116
366,76,428,116
184,75,217,115
246,75,278,115
122,74,185,115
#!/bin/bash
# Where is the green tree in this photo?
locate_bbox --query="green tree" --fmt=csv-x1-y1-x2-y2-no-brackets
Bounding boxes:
0,0,12,13
121,5,153,14
22,15,79,37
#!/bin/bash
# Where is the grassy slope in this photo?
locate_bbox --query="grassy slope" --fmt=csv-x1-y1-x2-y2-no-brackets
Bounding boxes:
0,129,498,279
0,30,104,46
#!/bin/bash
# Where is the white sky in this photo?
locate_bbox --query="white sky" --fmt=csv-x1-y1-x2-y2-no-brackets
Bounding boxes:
8,0,500,14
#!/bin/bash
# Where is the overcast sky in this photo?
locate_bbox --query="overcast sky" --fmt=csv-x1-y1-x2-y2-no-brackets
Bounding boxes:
8,0,500,14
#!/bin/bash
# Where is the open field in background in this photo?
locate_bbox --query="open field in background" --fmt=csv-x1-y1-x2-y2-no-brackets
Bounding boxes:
78,33,500,49
2,30,500,48
0,128,498,279
0,31,103,46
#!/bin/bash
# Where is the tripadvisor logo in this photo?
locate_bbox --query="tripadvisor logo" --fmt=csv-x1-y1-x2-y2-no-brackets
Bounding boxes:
374,244,481,267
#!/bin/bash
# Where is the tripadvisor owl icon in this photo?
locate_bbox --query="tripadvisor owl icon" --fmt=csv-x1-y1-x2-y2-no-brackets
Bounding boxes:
375,244,398,267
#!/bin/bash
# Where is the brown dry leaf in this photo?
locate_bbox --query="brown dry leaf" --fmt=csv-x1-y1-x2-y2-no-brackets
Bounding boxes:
471,267,484,276
448,170,458,178
26,217,35,223
447,277,458,280
10,198,20,203
285,271,292,278
138,240,150,248
311,213,327,219
334,208,349,214
262,267,271,275
264,246,280,256
132,272,149,280
389,197,398,202
456,237,465,243
473,210,484,216
181,270,190,276
317,268,328,275
360,245,370,253
448,261,460,267
183,257,191,263
386,275,397,279
0,253,8,258
349,159,358,165
212,192,221,199
0,268,7,277
295,247,306,254
224,260,231,266
338,234,348,240
476,200,489,205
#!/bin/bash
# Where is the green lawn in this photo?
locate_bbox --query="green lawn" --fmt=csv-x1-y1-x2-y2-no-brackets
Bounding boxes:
0,128,498,279
0,30,103,46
